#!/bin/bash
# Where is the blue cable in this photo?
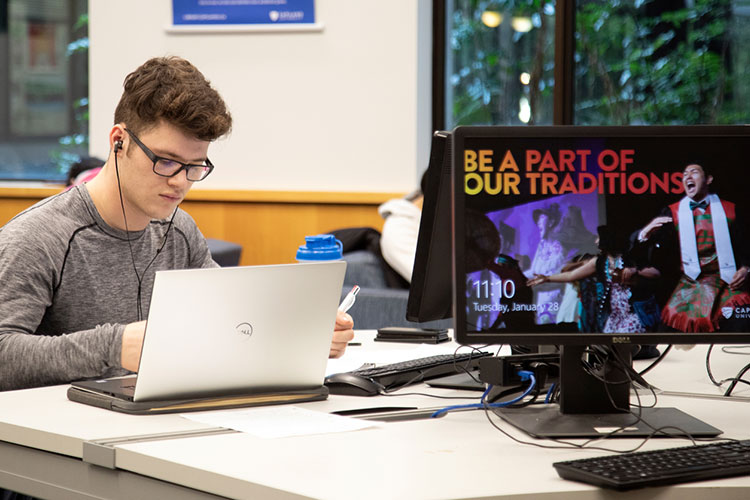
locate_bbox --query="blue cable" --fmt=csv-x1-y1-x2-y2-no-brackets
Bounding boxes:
431,370,537,418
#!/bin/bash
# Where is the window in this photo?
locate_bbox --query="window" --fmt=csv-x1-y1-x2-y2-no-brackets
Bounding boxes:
0,0,88,182
439,0,750,129
443,0,556,128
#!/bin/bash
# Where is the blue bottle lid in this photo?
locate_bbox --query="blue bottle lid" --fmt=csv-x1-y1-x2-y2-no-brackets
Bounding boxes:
296,234,343,261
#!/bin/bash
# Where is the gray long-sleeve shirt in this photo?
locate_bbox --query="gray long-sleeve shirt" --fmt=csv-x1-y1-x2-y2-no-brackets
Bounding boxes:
0,185,217,391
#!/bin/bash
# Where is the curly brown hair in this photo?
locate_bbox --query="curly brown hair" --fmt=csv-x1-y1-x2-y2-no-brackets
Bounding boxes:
114,56,232,141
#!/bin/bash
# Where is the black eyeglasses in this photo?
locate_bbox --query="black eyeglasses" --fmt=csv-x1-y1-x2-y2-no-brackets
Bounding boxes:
124,129,214,182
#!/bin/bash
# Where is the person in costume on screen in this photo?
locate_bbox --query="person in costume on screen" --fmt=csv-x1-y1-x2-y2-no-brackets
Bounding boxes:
525,203,567,324
465,209,534,331
527,225,661,335
0,56,355,393
635,163,750,333
557,205,599,258
549,205,599,326
552,253,596,328
527,203,566,278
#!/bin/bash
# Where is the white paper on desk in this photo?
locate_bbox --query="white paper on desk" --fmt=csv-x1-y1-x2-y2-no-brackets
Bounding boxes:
181,406,380,439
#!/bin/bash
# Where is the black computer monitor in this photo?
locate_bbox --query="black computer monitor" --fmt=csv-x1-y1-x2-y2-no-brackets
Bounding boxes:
406,130,453,323
452,125,750,438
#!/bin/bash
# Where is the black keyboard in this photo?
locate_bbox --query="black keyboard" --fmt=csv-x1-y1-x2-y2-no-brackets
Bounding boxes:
351,351,491,390
554,440,750,490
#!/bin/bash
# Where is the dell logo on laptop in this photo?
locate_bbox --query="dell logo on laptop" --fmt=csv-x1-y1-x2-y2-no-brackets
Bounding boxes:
236,322,254,338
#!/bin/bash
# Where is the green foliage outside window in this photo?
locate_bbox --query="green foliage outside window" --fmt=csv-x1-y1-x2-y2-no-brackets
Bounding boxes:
576,0,750,125
448,0,750,127
449,0,556,126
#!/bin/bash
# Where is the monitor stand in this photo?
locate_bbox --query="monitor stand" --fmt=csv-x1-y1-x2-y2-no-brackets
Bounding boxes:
494,345,721,439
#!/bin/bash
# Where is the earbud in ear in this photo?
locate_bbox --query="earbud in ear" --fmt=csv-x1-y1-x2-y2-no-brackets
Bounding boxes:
114,140,123,152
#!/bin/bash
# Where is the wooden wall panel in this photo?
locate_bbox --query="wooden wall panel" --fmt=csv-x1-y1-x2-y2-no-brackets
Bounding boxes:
0,199,40,224
0,187,395,266
180,200,386,265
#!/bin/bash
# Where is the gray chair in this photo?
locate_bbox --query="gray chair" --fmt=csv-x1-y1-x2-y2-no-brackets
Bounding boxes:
340,250,452,330
206,238,242,267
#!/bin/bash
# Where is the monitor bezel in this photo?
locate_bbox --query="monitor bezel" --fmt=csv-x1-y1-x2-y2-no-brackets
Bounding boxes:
452,124,750,346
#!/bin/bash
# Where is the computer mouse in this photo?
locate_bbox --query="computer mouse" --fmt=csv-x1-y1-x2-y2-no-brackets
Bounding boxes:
324,372,384,396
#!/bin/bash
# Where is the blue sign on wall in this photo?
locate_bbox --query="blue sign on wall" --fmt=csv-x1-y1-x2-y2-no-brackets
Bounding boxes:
173,0,315,26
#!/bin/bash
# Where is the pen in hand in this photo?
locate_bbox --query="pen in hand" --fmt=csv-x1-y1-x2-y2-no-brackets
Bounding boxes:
339,285,360,346
338,285,360,313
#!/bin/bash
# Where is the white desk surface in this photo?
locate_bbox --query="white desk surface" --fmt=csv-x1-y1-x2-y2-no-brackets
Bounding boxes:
2,333,750,500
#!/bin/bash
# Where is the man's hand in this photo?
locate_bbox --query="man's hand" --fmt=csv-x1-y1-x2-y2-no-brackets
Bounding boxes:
121,320,146,372
730,266,749,290
639,216,673,241
330,310,354,359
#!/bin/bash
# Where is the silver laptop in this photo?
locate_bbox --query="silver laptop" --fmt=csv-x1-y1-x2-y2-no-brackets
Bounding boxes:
68,261,346,412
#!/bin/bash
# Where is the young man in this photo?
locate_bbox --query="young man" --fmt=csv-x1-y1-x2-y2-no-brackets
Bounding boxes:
636,163,750,332
0,56,354,391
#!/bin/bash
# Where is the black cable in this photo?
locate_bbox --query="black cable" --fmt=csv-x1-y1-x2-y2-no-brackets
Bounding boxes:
546,382,560,404
706,344,722,386
453,344,492,384
506,384,540,408
721,345,750,355
486,384,528,404
608,346,703,440
706,344,750,394
570,345,699,443
483,404,735,453
114,150,175,321
475,347,734,452
384,348,544,407
114,151,142,318
384,345,729,452
724,363,750,396
580,345,653,389
604,349,652,414
638,344,672,376
579,345,632,386
609,347,658,408
503,361,550,408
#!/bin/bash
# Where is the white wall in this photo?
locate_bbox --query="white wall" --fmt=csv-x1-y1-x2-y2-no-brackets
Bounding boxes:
89,0,432,193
